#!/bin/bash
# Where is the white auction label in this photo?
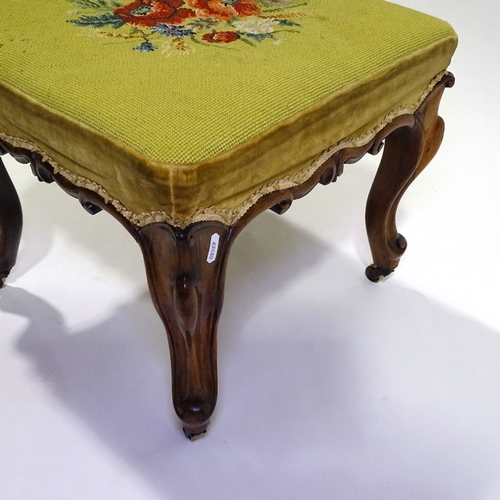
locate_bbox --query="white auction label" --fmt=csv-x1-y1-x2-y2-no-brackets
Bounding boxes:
206,233,220,263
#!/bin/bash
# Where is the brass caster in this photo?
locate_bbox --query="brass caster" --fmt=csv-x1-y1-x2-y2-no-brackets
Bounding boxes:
183,425,208,441
365,264,393,283
0,270,10,288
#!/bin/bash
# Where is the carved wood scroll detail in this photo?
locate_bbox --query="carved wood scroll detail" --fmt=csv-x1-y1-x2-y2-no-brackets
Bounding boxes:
0,72,454,437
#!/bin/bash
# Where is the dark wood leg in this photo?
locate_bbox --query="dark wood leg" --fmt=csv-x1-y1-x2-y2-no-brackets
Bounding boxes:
0,153,23,287
365,74,455,282
137,221,234,439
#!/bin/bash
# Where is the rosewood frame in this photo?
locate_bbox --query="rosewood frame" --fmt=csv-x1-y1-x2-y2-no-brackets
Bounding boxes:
0,73,454,439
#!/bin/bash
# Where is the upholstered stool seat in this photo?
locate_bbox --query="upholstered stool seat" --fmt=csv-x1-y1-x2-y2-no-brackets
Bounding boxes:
0,0,457,438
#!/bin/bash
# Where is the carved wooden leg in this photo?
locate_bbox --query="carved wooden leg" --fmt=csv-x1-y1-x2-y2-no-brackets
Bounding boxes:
365,74,455,282
0,153,23,287
137,221,233,439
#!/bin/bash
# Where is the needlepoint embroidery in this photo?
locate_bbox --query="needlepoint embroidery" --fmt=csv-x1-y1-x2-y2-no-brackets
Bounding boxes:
67,0,306,55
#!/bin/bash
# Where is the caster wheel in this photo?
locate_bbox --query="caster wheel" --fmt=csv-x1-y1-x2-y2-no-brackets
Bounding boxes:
0,270,10,289
365,264,393,283
183,426,207,441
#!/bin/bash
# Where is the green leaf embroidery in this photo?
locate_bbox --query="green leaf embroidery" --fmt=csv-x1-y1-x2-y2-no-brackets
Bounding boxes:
68,0,121,9
69,13,125,29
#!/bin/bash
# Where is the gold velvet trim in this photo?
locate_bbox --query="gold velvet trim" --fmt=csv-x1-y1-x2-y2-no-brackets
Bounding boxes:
0,70,447,229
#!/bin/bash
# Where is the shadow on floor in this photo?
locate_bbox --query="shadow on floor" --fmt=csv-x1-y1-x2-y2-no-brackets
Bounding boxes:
2,209,500,500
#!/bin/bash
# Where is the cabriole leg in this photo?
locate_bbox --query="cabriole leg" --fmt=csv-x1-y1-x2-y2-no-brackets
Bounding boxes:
137,221,233,439
365,74,455,282
0,154,23,287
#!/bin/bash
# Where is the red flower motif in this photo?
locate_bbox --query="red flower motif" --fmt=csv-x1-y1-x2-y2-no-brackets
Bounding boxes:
202,30,240,43
114,0,195,27
186,0,261,21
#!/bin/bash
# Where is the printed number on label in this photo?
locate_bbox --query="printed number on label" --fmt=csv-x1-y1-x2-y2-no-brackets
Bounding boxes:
206,233,220,263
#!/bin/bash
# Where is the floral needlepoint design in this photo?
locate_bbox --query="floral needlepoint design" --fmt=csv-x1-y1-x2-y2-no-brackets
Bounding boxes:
68,0,306,55
114,0,196,26
186,0,261,21
202,31,240,43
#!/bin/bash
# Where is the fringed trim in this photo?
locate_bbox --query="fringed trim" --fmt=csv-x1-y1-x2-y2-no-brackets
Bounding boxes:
0,71,447,229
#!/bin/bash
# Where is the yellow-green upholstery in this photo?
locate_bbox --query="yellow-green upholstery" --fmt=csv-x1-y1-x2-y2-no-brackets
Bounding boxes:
0,0,457,227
